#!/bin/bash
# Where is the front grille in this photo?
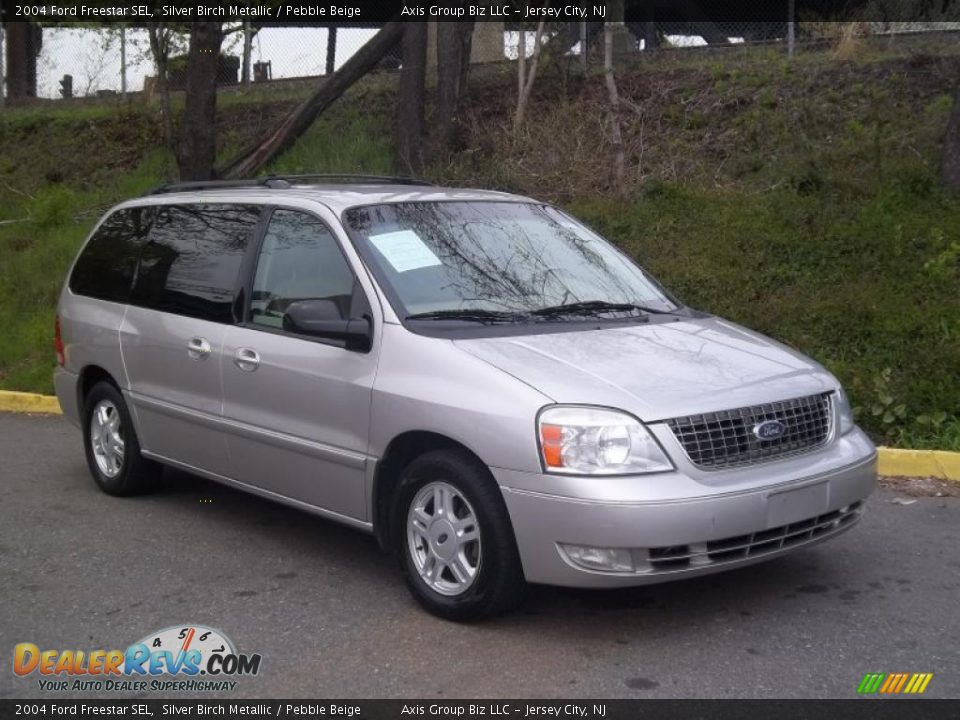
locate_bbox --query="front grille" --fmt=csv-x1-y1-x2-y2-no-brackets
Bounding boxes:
644,501,863,573
666,393,833,469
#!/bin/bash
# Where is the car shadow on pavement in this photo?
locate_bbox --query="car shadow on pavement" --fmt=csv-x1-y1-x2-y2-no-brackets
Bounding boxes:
153,465,397,574
148,465,854,626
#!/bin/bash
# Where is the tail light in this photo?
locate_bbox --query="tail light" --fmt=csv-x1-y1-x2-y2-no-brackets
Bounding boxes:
54,314,65,366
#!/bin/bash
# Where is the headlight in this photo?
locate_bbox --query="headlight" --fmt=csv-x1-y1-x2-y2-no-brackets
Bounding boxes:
538,406,673,475
835,387,855,436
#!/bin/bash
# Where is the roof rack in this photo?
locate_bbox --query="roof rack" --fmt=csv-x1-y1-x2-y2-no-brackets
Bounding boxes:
147,174,433,195
147,178,289,195
269,174,435,186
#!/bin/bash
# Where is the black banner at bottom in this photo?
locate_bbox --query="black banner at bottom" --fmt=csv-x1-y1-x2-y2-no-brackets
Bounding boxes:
2,700,958,720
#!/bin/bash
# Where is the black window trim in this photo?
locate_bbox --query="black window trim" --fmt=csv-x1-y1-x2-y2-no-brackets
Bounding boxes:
237,204,375,353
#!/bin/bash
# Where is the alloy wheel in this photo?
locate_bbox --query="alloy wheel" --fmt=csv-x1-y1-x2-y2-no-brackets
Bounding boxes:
406,481,482,596
90,399,125,478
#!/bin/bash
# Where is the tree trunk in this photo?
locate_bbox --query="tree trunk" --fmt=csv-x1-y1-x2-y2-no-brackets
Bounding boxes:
514,19,548,131
396,23,427,176
218,21,405,179
643,21,659,50
241,22,253,86
147,24,174,148
434,20,475,156
326,27,338,75
604,25,625,193
177,22,223,181
942,83,960,193
517,29,526,98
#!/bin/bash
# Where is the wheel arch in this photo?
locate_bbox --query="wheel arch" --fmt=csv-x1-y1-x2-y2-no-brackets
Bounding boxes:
77,365,119,413
371,430,492,549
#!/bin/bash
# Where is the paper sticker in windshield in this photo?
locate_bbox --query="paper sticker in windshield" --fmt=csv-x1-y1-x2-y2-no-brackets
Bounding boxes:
369,230,442,273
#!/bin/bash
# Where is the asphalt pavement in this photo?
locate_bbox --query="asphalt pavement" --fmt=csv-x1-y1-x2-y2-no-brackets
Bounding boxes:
1,413,958,699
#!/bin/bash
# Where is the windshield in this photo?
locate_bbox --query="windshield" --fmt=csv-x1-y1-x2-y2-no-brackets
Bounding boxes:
343,201,677,320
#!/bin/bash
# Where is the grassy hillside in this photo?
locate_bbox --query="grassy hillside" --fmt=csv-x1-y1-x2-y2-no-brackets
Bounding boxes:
1,46,958,449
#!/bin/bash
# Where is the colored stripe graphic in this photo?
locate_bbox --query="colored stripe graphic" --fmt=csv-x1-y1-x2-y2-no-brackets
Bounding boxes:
893,674,909,693
858,673,885,693
879,674,898,693
858,673,933,694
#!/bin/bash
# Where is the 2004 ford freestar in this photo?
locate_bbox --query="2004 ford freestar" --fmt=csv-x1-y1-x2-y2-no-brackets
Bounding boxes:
54,177,877,620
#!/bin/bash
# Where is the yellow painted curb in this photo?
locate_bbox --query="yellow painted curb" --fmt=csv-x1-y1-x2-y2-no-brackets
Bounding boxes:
878,447,960,482
0,390,62,415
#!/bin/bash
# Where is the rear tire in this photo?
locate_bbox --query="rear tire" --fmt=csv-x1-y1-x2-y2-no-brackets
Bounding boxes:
82,381,161,497
394,449,527,621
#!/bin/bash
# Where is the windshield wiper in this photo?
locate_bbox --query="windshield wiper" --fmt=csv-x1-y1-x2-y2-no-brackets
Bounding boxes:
531,300,673,318
404,309,526,324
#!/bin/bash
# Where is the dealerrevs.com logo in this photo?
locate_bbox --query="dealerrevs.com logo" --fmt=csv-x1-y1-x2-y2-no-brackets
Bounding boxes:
14,625,262,693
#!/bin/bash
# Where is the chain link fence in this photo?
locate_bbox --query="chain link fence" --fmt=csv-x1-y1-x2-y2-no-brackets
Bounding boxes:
1,24,382,101
2,20,959,103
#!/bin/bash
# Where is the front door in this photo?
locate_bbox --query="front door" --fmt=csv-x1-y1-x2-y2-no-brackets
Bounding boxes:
221,208,379,521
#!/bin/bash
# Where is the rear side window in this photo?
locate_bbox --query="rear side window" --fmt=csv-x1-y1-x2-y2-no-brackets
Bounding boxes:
132,204,261,323
69,207,154,303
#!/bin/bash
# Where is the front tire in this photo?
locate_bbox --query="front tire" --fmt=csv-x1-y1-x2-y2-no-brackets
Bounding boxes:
395,449,527,621
82,381,161,497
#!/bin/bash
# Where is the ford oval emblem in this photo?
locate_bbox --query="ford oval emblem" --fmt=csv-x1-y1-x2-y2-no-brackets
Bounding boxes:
753,419,786,441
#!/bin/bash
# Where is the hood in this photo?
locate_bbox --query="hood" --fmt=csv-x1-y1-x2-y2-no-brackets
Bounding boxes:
453,317,836,421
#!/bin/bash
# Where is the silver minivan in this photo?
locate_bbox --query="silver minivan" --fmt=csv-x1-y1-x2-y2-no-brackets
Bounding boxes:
55,176,877,620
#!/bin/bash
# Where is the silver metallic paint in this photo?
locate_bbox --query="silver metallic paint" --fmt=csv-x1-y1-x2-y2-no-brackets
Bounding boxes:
55,186,878,590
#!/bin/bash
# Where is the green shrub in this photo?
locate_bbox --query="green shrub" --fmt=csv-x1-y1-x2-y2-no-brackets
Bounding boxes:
25,185,82,229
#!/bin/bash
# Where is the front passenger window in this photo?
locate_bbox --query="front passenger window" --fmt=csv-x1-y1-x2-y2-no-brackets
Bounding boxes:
251,210,355,330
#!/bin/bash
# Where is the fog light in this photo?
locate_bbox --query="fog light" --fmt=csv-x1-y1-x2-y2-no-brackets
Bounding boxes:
560,544,634,573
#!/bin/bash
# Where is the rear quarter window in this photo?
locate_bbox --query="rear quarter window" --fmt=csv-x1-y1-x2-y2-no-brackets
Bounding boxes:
69,207,155,303
131,203,261,323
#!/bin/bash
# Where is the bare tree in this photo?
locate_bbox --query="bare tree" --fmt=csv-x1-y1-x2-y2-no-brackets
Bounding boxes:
177,22,224,181
942,83,960,193
241,21,254,86
514,16,549,131
603,23,626,193
79,31,114,97
147,22,179,148
397,23,427,175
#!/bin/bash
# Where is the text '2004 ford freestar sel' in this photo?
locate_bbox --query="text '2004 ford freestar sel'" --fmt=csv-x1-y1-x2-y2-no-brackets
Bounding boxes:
55,176,877,620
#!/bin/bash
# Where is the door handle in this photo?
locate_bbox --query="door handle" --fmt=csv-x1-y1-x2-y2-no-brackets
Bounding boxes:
234,347,260,372
186,337,212,360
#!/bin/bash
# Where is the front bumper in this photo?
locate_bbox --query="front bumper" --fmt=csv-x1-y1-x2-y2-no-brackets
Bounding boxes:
495,427,877,588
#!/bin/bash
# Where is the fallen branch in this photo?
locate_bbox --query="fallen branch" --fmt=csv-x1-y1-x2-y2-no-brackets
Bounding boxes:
218,21,404,179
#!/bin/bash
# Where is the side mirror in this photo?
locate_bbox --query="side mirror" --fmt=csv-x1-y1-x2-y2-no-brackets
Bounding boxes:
283,299,372,352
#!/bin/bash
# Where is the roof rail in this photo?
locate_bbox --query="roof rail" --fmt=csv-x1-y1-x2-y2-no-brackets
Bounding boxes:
147,174,433,195
147,178,290,195
267,174,434,186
